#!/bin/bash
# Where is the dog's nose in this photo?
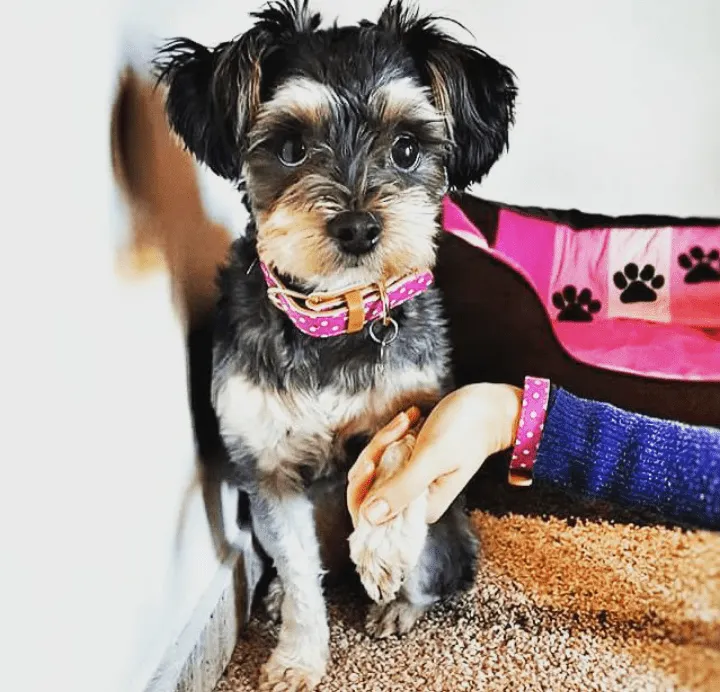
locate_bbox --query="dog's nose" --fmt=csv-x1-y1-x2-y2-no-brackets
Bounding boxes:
327,212,381,256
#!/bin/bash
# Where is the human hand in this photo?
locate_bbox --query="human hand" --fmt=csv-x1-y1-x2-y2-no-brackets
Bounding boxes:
346,405,422,528
347,383,523,526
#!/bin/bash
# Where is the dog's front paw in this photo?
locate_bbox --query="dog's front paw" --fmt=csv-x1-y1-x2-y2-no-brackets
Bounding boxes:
349,435,428,604
258,653,325,692
350,513,424,603
259,629,329,692
366,600,427,638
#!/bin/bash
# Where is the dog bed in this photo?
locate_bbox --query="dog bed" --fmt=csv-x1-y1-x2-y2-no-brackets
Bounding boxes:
436,193,720,427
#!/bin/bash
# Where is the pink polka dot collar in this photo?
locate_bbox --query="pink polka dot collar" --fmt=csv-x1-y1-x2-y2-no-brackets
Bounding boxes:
259,261,434,338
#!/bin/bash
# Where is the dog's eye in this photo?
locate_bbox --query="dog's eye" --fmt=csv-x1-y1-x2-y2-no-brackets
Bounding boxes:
278,136,307,167
390,134,420,170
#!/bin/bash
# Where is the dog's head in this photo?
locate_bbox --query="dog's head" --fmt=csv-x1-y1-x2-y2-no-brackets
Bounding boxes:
155,1,516,289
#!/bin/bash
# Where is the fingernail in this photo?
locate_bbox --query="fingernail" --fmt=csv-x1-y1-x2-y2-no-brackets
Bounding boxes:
364,499,390,524
406,406,421,422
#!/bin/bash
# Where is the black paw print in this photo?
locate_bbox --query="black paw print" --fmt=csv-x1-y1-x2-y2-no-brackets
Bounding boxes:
552,285,602,322
678,246,720,284
613,263,665,304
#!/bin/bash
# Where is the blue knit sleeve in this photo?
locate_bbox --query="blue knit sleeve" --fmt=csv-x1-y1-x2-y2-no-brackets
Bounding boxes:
533,387,720,530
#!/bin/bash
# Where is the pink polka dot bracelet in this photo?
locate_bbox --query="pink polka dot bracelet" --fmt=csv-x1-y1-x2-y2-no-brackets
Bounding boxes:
508,376,551,487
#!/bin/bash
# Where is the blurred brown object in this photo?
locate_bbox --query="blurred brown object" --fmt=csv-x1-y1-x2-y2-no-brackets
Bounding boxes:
110,67,233,470
111,68,232,327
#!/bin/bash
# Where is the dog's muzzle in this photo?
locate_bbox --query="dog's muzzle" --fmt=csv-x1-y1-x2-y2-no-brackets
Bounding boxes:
326,211,381,256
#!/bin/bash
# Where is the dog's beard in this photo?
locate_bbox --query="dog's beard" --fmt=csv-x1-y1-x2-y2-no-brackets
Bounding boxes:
255,186,441,292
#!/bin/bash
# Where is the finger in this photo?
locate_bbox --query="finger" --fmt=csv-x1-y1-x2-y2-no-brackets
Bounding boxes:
361,444,442,525
346,406,420,527
405,404,422,426
347,462,376,528
347,406,420,481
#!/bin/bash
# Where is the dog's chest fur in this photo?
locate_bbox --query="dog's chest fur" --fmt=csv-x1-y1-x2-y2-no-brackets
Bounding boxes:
216,365,442,478
211,236,451,488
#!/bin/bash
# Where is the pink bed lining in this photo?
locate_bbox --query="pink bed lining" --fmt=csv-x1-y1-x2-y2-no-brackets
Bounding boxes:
442,197,720,382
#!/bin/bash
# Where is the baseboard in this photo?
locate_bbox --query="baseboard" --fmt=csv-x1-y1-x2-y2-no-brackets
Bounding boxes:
143,520,267,692
142,543,246,692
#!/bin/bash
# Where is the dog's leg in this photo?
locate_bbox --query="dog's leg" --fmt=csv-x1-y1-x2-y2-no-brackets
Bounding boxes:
250,490,329,691
365,501,478,637
349,428,478,638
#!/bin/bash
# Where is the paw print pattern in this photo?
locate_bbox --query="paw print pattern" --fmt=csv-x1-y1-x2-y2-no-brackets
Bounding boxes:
678,246,720,284
613,263,665,304
552,285,602,322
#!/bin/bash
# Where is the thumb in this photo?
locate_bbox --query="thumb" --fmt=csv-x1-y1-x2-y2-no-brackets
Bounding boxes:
360,453,435,525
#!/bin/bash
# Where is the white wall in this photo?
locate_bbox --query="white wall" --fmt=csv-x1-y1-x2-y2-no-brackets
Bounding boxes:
458,0,720,217
1,2,239,692
1,2,718,692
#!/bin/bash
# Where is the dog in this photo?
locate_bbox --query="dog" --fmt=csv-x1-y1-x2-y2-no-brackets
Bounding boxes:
155,1,516,688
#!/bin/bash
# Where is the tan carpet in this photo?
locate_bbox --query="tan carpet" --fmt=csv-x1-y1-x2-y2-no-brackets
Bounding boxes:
216,482,720,692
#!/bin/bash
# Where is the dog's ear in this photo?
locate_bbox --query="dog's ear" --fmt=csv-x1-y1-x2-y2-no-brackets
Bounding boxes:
153,1,322,180
153,37,254,180
378,1,517,190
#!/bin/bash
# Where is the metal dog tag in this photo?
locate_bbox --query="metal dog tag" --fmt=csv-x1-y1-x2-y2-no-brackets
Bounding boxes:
369,317,399,366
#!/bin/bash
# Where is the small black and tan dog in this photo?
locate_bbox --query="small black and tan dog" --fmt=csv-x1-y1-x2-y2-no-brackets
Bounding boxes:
156,1,515,688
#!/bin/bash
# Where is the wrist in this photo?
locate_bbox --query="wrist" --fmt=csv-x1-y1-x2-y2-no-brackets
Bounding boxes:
464,383,523,458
